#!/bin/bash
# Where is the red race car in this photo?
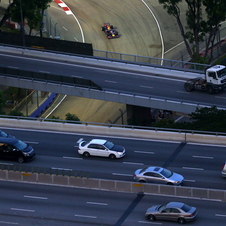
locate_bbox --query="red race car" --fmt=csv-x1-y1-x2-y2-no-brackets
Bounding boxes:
101,23,119,39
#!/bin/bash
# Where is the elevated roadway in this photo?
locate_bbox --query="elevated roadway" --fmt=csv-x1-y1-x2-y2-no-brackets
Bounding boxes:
0,47,226,114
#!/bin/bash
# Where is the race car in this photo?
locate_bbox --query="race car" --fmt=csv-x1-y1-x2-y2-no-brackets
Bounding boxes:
101,23,119,39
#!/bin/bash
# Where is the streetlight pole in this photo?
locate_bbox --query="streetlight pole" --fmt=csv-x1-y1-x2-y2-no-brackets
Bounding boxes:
19,0,25,46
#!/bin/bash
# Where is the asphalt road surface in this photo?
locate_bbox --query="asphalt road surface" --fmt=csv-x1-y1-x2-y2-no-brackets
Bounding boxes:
0,180,225,226
1,127,225,190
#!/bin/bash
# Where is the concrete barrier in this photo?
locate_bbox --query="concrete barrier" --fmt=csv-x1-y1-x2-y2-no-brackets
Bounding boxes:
0,170,225,201
1,117,226,144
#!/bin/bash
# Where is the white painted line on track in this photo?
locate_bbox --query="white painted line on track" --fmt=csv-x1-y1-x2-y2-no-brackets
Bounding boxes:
141,0,164,62
74,37,78,41
183,167,203,171
112,173,133,177
87,202,108,206
0,221,18,225
63,26,68,31
44,94,67,119
140,85,153,89
215,214,226,217
63,156,82,160
123,162,144,165
0,162,13,165
11,208,35,212
24,195,48,200
174,115,184,123
74,214,97,219
135,151,154,154
193,155,213,159
51,167,73,171
39,71,50,73
138,221,162,224
184,179,195,182
105,80,117,83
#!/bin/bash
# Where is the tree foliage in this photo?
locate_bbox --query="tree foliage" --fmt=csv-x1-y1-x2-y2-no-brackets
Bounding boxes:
152,106,226,132
158,0,226,63
0,0,51,35
65,113,80,122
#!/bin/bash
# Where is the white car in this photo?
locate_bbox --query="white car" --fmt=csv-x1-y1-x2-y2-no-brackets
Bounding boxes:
78,139,126,159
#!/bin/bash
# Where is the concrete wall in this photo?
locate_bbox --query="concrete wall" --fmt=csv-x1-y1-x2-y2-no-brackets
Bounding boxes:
0,117,226,145
0,170,225,201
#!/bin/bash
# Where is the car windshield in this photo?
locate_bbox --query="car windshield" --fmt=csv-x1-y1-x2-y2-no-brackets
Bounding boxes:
140,167,149,173
217,68,226,78
0,131,7,137
158,205,166,211
104,141,114,150
160,168,173,178
181,204,191,212
13,140,27,151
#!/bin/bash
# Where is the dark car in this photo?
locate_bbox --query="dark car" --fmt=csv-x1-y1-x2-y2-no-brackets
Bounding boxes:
0,137,35,163
0,130,15,138
101,23,119,39
145,202,198,224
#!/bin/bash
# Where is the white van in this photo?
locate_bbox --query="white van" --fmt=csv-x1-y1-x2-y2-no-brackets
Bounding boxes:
222,161,226,177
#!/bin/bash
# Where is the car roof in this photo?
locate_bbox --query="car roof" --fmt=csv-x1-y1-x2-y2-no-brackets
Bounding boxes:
143,166,163,173
89,139,107,145
166,202,184,208
0,137,18,144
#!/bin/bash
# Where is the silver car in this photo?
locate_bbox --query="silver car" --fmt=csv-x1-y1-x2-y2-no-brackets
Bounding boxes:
145,202,198,224
134,166,184,185
222,161,226,177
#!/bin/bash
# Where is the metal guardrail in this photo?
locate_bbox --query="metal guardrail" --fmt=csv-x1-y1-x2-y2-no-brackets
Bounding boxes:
1,115,226,136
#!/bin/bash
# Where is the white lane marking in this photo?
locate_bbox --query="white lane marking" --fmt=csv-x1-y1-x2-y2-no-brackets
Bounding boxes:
63,156,82,160
74,37,78,41
39,71,50,73
77,138,83,143
215,214,226,217
187,143,226,147
112,173,133,177
138,221,162,224
105,80,117,83
0,221,18,225
165,41,184,54
0,162,13,165
141,0,164,62
140,85,153,89
74,214,97,219
63,26,68,31
11,208,35,212
123,162,144,165
24,195,47,200
8,66,19,69
177,91,190,94
51,167,73,171
184,179,195,182
87,202,108,206
183,167,203,171
135,151,154,154
215,96,226,100
193,155,213,159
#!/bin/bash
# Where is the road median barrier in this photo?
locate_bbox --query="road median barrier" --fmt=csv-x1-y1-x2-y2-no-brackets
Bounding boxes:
0,167,225,202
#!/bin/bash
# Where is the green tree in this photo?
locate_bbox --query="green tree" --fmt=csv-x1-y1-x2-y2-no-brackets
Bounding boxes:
158,0,226,62
8,109,24,116
0,90,5,115
65,113,80,122
0,0,51,35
